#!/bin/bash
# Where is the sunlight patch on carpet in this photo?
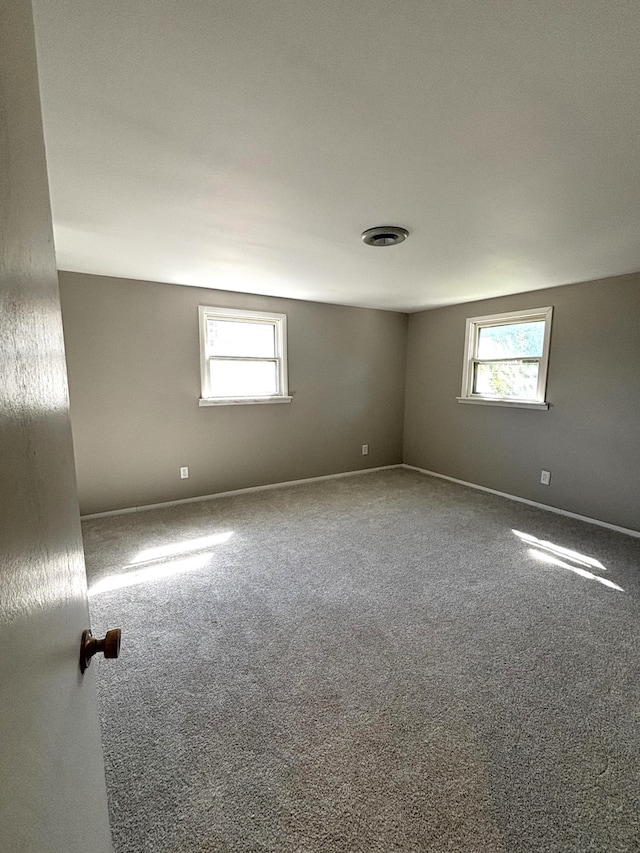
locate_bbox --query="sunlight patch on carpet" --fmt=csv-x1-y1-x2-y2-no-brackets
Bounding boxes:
132,531,233,564
89,553,212,595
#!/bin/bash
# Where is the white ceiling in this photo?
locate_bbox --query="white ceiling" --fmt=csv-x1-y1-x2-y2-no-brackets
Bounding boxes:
33,0,640,312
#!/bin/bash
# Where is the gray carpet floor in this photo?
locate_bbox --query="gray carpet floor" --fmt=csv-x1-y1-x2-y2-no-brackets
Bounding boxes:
83,468,640,852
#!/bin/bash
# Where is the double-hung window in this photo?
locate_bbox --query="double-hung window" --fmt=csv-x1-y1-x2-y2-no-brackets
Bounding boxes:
458,306,553,409
198,306,291,406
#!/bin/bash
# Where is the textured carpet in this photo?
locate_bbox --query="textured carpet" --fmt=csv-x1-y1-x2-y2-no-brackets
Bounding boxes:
83,468,640,852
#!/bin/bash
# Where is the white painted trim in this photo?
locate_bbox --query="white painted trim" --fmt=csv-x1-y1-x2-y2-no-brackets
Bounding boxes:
198,304,289,402
402,464,640,539
459,305,553,406
81,464,404,519
456,397,549,410
199,396,292,406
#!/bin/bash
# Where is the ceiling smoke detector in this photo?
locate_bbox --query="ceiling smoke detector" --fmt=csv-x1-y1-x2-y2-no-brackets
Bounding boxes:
361,226,409,247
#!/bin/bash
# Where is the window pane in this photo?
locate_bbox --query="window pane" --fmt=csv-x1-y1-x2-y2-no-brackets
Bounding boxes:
207,319,275,357
209,359,277,397
477,321,544,359
474,361,539,398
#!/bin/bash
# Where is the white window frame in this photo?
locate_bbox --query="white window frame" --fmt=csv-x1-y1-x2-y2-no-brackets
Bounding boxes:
198,305,292,406
457,306,553,410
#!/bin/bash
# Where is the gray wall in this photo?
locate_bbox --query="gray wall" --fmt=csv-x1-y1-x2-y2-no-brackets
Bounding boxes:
59,272,407,514
404,273,640,532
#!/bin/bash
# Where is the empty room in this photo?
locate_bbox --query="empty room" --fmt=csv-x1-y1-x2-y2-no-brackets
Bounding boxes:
2,2,640,852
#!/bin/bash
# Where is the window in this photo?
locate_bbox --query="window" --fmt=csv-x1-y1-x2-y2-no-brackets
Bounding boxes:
458,306,553,409
198,306,291,406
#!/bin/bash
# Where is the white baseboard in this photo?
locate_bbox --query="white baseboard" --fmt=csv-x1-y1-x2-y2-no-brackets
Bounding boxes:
402,464,640,539
81,463,640,538
80,464,404,519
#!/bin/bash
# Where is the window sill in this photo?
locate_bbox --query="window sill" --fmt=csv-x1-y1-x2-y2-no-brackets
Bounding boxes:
457,396,549,410
199,396,293,407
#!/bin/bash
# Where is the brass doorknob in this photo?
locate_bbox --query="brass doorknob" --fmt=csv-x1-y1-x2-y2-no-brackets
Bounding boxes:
80,628,121,673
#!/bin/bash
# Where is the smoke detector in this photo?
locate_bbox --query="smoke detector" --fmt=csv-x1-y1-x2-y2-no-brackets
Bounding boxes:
361,226,409,247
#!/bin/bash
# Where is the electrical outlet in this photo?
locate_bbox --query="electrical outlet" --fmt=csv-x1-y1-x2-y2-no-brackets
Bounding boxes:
362,444,369,455
540,470,551,485
180,466,189,479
